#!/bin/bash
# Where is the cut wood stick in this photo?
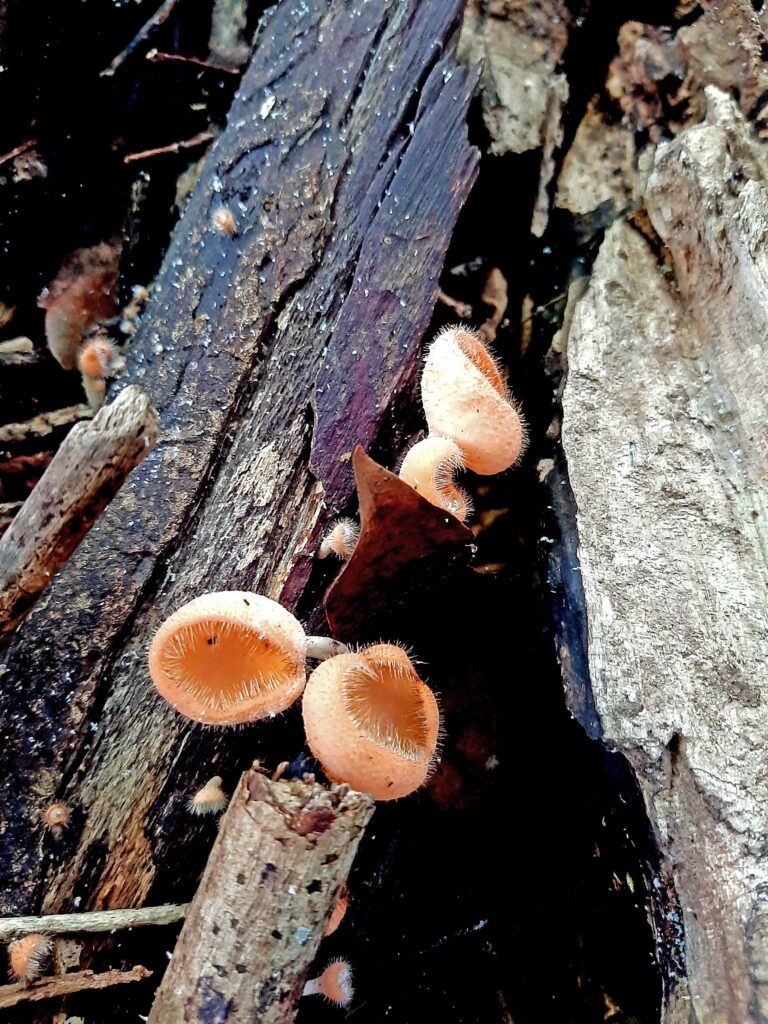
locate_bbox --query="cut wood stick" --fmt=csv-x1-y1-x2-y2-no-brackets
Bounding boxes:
0,965,151,1008
0,903,188,941
0,386,158,637
149,771,374,1024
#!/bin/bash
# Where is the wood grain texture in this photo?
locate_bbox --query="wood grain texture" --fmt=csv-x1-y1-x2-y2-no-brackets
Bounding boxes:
561,90,768,1021
148,772,372,1024
0,0,478,925
0,386,158,636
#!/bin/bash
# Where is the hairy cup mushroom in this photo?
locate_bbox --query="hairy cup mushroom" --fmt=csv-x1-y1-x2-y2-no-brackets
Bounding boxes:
398,436,471,522
8,934,52,982
189,776,228,816
302,959,354,1007
421,325,527,474
148,592,345,725
302,644,441,800
318,518,360,560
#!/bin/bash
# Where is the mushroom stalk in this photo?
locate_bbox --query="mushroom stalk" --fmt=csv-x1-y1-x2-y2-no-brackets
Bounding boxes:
306,636,349,662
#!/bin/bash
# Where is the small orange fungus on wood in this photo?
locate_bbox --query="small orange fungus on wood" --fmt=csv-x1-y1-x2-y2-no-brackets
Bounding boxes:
323,889,349,936
8,934,53,982
189,776,228,816
212,206,237,235
399,436,471,522
43,802,69,832
148,592,309,725
38,242,119,370
302,644,441,801
421,325,527,474
302,958,354,1006
318,518,360,559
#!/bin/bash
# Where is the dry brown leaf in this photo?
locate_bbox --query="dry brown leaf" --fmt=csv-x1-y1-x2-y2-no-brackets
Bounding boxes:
324,447,473,641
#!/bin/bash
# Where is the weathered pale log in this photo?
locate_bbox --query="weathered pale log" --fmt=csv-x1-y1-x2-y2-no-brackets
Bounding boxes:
149,772,373,1023
560,89,768,1022
0,0,477,937
0,386,158,636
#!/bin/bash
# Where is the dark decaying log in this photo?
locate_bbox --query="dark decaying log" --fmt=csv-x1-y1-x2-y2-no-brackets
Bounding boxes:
148,772,373,1023
558,88,768,1023
0,0,478,944
0,386,158,637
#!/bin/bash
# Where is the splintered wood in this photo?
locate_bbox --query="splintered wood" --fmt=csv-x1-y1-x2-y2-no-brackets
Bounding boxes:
148,772,373,1024
561,90,768,1023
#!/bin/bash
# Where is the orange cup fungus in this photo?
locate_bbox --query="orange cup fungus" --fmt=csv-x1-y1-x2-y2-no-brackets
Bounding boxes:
303,959,354,1007
148,592,309,725
421,325,527,475
318,518,360,560
302,644,440,801
398,436,471,522
9,934,52,982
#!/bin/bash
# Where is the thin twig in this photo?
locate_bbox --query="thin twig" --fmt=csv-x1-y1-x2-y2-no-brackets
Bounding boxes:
124,130,215,164
0,138,38,168
0,966,151,1008
102,0,184,76
146,48,239,74
0,903,188,941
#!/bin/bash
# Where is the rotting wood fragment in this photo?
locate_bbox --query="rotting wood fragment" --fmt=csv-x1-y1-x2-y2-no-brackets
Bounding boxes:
0,964,151,1009
0,386,158,637
148,772,373,1024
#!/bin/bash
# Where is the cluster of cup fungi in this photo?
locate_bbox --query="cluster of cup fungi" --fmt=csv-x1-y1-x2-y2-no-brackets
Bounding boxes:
10,326,524,1005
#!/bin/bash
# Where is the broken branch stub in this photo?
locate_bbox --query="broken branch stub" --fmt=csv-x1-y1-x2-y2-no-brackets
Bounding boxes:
0,385,158,638
148,771,373,1024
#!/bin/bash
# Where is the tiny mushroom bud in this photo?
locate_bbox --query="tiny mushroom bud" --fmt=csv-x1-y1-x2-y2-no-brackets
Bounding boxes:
302,959,354,1007
324,889,349,937
212,206,237,235
77,336,120,410
189,776,228,816
421,325,527,475
77,337,114,379
399,436,471,522
43,802,70,832
8,934,53,982
318,518,360,560
302,643,441,801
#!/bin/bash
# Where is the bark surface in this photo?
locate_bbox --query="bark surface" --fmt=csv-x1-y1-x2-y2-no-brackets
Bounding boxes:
561,90,768,1023
0,0,478,928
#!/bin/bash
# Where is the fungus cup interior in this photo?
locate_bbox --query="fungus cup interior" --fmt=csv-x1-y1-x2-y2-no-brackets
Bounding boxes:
343,653,431,761
455,330,506,396
149,593,307,724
